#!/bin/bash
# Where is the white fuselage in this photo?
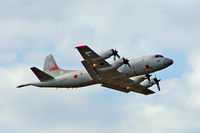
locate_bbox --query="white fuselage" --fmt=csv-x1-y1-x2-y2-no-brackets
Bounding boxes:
32,55,173,88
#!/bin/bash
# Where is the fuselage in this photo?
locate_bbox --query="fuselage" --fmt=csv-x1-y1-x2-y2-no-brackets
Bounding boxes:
32,55,173,88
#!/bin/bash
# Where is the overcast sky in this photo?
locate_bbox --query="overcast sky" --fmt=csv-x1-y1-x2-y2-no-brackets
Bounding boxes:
0,0,200,133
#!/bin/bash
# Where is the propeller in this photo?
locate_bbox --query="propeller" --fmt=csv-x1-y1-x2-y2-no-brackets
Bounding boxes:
122,58,131,68
153,77,161,91
112,49,120,61
145,74,152,83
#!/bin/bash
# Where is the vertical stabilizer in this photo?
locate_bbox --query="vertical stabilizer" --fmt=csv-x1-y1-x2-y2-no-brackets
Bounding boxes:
43,54,59,72
43,54,77,77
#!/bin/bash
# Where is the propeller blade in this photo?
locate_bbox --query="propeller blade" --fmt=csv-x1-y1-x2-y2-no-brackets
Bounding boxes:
112,49,120,61
157,82,161,91
124,64,127,68
128,63,131,68
113,56,116,61
122,58,131,68
117,54,120,58
145,74,151,82
153,78,161,91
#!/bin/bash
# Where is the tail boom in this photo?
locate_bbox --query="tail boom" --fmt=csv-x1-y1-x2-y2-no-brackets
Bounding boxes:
17,84,32,88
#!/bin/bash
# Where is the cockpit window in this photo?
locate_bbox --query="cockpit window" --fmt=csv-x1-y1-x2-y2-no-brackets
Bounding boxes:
155,55,164,58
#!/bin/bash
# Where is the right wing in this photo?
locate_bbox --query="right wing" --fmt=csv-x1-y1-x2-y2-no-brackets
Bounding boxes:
76,45,155,95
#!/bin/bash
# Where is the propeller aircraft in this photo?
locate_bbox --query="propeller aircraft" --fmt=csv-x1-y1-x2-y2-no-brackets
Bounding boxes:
17,45,173,95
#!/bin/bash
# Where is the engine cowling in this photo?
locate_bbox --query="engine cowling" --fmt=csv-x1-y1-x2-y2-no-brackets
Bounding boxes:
98,58,124,71
131,75,146,83
94,49,120,61
98,49,113,59
140,79,156,88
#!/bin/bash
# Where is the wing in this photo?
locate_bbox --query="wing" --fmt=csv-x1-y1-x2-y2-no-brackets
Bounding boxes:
76,45,121,79
76,45,155,95
101,78,155,95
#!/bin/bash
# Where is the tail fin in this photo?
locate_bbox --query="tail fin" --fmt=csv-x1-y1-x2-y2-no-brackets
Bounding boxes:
43,54,59,72
31,67,54,81
43,54,64,77
43,54,78,76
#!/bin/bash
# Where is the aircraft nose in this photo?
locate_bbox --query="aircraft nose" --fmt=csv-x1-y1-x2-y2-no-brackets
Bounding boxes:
163,58,173,66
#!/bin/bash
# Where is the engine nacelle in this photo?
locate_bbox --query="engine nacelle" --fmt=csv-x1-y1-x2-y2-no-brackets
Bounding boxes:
98,58,124,71
98,49,113,60
140,79,156,88
131,75,146,83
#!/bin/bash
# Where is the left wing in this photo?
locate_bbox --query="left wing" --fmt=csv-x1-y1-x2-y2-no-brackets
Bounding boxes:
101,78,155,95
76,45,121,79
76,45,155,95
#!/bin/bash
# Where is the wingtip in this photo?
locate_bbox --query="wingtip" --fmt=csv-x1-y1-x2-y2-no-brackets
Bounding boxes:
30,67,36,70
76,45,87,49
145,91,155,95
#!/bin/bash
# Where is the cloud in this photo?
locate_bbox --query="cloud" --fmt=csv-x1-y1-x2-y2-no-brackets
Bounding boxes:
1,61,200,133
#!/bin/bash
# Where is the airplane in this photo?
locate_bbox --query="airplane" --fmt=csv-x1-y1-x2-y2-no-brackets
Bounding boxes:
17,45,173,95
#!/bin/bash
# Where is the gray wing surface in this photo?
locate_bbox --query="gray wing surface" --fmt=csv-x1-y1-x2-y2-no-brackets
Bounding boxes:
76,45,155,95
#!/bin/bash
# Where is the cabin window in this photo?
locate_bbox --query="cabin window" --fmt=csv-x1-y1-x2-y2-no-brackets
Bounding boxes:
145,65,149,69
155,55,163,58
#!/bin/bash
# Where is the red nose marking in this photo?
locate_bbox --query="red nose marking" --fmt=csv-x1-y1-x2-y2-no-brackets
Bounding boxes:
74,74,78,79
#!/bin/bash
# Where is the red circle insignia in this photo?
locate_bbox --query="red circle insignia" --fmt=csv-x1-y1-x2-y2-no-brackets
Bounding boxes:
74,74,78,79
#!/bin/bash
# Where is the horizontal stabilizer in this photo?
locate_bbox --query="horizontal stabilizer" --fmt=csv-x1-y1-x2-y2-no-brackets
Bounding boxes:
31,67,54,82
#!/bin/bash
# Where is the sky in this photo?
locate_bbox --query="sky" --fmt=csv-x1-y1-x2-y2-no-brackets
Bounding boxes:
0,0,200,133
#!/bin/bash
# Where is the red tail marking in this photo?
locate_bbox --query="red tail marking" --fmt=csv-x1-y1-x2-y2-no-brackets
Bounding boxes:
48,61,59,71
